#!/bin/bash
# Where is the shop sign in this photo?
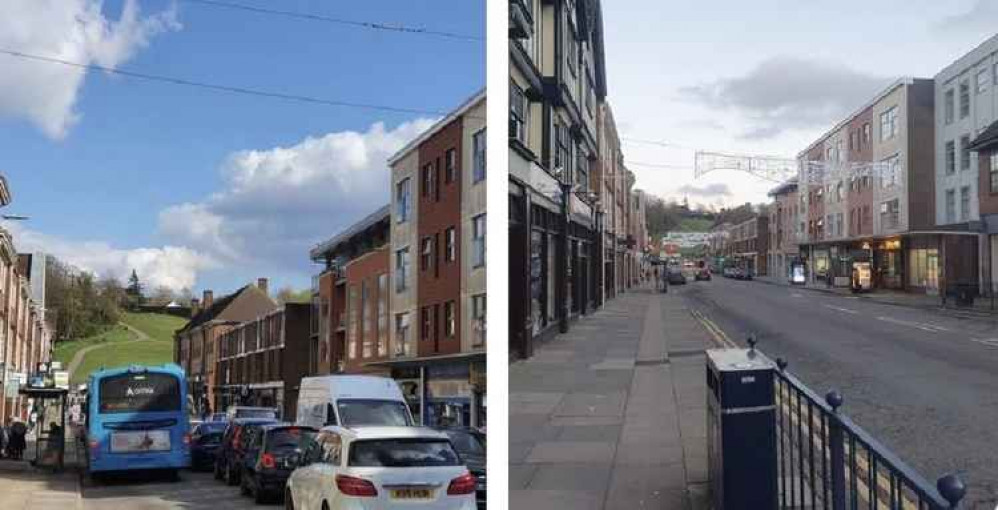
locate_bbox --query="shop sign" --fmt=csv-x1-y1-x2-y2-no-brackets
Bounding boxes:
427,380,473,399
54,371,70,390
426,363,469,379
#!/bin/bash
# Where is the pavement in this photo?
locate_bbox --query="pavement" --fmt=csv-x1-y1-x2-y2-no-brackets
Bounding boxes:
509,284,715,510
680,276,998,508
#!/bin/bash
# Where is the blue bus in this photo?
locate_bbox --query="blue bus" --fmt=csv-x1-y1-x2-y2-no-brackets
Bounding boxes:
84,364,191,478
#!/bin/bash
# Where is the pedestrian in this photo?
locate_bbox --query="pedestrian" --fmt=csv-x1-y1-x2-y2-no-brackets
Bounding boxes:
0,420,6,459
8,419,26,460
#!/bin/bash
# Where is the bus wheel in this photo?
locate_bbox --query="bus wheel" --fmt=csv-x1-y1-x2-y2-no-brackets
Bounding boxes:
167,469,180,482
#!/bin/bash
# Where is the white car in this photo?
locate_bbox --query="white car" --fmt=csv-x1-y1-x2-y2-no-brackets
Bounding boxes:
285,426,477,510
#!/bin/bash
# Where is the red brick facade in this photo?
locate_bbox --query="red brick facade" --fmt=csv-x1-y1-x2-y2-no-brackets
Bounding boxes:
846,107,874,237
417,117,463,357
342,247,391,374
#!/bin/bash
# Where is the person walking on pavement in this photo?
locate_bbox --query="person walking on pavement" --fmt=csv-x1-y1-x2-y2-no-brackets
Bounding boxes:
0,420,6,459
8,418,27,460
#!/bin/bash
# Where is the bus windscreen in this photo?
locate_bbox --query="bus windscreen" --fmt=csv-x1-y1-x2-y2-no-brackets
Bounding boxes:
99,373,181,414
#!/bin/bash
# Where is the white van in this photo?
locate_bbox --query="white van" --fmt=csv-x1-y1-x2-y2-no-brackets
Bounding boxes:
295,375,414,429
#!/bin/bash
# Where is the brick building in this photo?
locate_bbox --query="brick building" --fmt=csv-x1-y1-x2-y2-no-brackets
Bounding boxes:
310,206,392,377
215,303,311,420
0,175,52,424
174,280,277,416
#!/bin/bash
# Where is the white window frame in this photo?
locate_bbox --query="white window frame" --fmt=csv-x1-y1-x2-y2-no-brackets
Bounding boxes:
395,177,410,223
472,128,486,183
472,214,486,268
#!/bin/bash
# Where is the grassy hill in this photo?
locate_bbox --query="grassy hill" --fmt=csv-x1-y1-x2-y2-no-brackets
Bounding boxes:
55,312,187,385
674,217,714,233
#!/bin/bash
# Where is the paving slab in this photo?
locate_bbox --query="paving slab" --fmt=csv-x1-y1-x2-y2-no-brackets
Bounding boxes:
509,286,713,509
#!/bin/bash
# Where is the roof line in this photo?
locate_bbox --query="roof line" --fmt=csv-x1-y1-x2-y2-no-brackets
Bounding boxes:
796,77,922,159
387,88,486,165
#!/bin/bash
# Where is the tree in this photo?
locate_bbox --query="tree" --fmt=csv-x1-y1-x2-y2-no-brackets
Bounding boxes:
276,286,311,304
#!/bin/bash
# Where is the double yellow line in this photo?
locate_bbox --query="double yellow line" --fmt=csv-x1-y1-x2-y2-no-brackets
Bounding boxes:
691,308,917,507
691,309,738,349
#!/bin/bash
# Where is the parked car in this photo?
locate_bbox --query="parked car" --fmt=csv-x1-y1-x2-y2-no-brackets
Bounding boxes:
436,427,486,509
296,375,414,429
694,268,711,281
191,421,228,471
214,417,278,486
285,426,477,510
239,423,317,503
666,267,687,285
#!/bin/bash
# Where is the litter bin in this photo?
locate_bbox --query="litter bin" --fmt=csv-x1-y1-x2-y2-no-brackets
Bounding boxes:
706,348,778,510
951,283,975,307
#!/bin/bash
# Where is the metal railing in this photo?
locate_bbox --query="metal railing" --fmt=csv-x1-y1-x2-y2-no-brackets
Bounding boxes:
772,356,966,509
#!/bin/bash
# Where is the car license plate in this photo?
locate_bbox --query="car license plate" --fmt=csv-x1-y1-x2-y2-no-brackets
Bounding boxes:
391,488,433,499
110,430,170,453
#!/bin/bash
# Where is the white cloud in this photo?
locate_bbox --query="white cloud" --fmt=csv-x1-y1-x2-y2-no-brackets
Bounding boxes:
0,0,180,139
158,118,438,273
681,56,890,140
8,223,215,291
936,1,998,33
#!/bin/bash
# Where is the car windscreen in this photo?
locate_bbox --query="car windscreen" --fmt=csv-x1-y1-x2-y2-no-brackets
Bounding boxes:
337,399,411,427
444,430,485,457
348,438,461,467
266,428,316,453
198,432,223,445
235,409,277,419
98,372,181,414
198,422,227,434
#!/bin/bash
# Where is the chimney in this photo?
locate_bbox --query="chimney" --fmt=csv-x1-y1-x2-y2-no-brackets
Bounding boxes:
190,298,200,318
202,290,213,310
256,278,269,296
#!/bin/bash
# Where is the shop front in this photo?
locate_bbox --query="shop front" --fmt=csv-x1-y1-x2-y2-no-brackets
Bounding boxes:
379,353,486,429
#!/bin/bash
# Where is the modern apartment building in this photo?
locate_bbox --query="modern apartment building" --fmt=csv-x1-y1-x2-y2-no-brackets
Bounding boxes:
308,92,487,428
215,303,311,420
797,78,949,292
380,91,486,428
509,0,607,358
936,35,998,292
310,206,392,376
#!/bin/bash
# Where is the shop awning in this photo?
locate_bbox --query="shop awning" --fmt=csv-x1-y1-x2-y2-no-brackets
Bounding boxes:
365,352,486,369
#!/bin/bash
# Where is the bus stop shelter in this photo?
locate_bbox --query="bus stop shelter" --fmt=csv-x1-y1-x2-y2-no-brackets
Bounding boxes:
18,386,68,471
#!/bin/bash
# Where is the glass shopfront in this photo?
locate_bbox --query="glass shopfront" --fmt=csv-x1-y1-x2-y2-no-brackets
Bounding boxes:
908,248,940,293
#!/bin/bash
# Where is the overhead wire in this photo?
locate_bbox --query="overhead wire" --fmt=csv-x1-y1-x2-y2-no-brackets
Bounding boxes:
178,0,484,42
0,48,483,119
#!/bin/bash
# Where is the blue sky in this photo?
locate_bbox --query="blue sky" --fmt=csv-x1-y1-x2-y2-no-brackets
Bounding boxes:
0,0,483,296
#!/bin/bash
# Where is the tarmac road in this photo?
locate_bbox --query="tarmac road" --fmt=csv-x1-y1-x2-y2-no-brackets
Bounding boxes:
675,276,998,508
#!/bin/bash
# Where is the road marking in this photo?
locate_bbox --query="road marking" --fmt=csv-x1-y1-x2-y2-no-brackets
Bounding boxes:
875,316,948,332
824,304,859,315
791,293,803,298
970,338,998,347
690,309,737,349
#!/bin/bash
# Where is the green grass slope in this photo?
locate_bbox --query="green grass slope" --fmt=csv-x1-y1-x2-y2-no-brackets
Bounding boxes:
59,312,188,385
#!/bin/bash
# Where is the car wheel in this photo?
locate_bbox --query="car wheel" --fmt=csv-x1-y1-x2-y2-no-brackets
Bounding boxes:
240,471,251,496
253,482,267,505
167,469,180,483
